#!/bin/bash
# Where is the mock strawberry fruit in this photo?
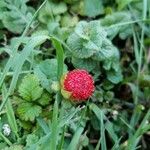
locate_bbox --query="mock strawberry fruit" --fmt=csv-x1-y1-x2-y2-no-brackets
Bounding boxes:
61,69,95,101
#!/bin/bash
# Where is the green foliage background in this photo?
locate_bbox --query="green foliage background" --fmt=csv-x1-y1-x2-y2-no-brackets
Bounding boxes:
0,0,150,150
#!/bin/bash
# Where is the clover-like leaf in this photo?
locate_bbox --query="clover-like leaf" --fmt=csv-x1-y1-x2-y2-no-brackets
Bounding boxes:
17,103,42,121
18,74,43,101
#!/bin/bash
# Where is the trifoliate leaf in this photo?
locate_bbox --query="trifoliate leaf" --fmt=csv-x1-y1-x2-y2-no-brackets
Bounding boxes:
17,103,42,121
67,21,107,58
18,74,43,101
37,92,52,106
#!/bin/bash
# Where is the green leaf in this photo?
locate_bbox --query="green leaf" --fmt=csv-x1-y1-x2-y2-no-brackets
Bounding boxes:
34,66,51,93
84,0,104,17
67,21,107,58
117,0,135,10
2,145,23,150
26,134,39,147
139,74,150,87
38,1,67,24
100,12,132,39
67,126,84,150
107,69,123,84
18,74,43,101
17,102,42,121
72,57,98,72
38,59,67,80
0,0,34,33
37,92,52,106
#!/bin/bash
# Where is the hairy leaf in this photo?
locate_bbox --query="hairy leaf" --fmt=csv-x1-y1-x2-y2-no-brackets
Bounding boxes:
0,0,34,33
67,21,107,58
37,92,52,106
18,74,43,101
17,103,42,121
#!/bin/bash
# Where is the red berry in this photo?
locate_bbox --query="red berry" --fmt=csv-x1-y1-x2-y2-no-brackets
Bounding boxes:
62,69,95,101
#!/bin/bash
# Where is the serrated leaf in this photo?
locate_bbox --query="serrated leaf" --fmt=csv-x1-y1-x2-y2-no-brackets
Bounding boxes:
18,74,43,101
26,134,39,147
93,42,119,62
34,66,51,92
17,103,42,121
37,92,52,106
67,21,107,58
0,0,34,33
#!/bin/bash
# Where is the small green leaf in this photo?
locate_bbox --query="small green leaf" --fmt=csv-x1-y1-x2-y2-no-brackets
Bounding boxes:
37,92,52,106
17,103,42,121
26,134,39,147
18,74,43,101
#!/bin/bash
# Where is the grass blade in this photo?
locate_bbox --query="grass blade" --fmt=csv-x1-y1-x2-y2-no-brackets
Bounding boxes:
67,126,84,150
49,98,59,150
